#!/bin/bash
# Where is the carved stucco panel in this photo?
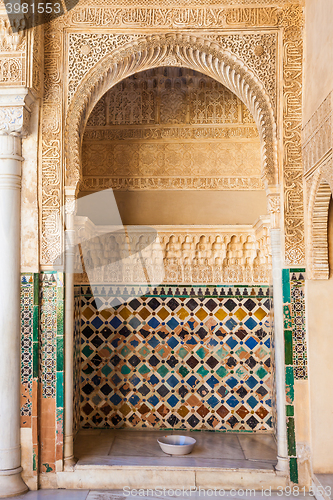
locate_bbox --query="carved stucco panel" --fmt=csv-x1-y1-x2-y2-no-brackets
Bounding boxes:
68,32,277,108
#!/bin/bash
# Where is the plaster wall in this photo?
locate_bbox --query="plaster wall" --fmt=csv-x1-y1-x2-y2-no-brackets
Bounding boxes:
303,0,333,123
307,198,333,472
77,190,268,226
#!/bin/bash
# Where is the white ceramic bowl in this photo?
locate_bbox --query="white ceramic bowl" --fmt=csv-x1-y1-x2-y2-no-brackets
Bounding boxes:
157,435,196,455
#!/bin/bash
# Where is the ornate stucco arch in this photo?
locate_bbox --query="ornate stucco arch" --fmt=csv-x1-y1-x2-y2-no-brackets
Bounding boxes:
64,33,278,191
307,160,333,279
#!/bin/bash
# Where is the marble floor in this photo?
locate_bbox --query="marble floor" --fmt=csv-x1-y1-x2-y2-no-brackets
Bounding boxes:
74,430,278,470
5,487,315,500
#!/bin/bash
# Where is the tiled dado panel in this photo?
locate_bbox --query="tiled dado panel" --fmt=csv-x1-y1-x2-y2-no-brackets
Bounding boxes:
21,273,39,475
73,289,81,437
78,284,273,431
282,269,307,484
39,272,64,474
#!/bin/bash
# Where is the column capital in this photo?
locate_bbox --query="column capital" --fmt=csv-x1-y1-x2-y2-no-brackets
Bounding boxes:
266,184,281,229
0,89,35,137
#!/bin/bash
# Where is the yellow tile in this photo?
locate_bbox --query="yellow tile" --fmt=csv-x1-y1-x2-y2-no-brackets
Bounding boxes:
214,309,228,321
100,309,112,320
120,404,131,416
195,308,208,321
82,307,94,320
254,307,267,321
234,308,247,321
137,307,150,320
157,307,169,320
119,307,131,320
177,308,189,320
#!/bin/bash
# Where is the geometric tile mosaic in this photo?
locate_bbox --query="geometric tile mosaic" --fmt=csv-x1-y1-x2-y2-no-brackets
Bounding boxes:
290,271,307,380
73,290,81,436
78,286,272,431
40,274,58,398
21,274,34,417
282,267,307,485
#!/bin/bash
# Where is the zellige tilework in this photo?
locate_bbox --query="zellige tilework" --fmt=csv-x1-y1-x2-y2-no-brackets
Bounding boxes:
78,285,272,432
282,268,307,484
20,273,39,476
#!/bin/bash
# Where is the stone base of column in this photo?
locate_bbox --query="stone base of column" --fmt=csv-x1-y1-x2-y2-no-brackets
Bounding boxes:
0,467,28,497
64,455,77,471
275,455,290,473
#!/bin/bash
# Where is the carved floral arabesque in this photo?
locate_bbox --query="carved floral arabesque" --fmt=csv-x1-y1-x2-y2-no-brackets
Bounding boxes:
82,141,261,180
73,221,272,285
40,24,63,264
282,5,304,265
0,18,26,86
68,32,277,108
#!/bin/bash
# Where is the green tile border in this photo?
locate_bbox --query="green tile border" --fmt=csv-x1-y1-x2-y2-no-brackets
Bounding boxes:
282,268,299,484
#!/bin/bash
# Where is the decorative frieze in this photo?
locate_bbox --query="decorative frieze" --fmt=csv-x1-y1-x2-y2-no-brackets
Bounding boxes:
69,6,283,29
73,220,271,285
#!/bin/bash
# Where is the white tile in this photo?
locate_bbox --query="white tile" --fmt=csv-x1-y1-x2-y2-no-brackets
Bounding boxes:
237,434,277,461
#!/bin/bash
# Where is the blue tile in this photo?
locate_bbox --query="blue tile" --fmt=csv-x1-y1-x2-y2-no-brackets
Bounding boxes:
167,337,179,348
245,376,258,389
148,395,159,406
187,375,198,387
148,317,160,329
226,376,238,388
206,375,219,388
110,393,122,405
167,395,179,407
244,317,257,330
166,375,178,388
148,336,160,348
226,395,238,408
110,317,122,329
225,318,237,330
149,375,159,385
129,394,140,405
226,337,238,349
91,316,103,329
207,395,219,407
167,318,179,330
129,375,140,386
245,337,258,349
247,396,259,408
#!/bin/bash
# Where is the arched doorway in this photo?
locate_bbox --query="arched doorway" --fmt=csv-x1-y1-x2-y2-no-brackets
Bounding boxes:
61,34,289,484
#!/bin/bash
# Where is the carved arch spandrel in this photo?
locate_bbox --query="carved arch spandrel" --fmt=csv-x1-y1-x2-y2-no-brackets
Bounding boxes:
64,33,278,191
307,168,333,279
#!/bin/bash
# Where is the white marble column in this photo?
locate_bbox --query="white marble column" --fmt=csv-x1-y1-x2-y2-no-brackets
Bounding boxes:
270,228,289,473
64,192,76,469
0,91,32,497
